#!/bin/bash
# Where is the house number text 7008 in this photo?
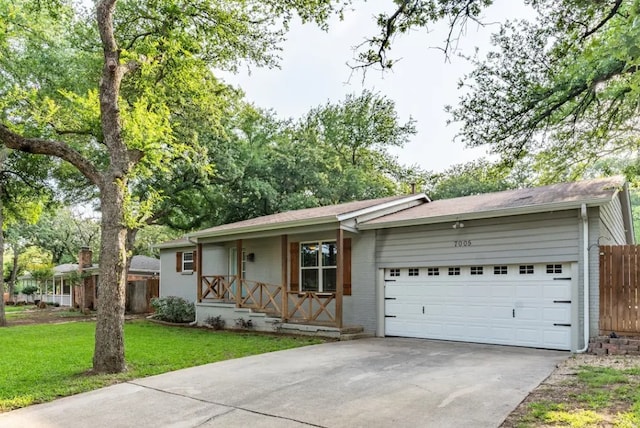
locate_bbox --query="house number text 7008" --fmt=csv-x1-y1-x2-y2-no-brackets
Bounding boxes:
454,240,472,247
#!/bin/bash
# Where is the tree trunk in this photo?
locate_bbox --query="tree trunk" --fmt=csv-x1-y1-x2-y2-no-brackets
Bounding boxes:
92,181,128,373
0,149,6,327
8,242,19,302
125,228,138,273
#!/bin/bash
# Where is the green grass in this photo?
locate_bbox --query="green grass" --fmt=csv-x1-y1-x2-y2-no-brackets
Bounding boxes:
576,366,629,387
518,365,640,427
4,306,31,313
0,320,324,412
4,306,34,320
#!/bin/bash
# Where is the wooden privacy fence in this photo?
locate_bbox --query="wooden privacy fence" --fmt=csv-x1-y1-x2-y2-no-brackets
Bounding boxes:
600,245,640,334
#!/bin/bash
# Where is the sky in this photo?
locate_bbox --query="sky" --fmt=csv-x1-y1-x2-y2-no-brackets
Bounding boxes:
219,0,534,173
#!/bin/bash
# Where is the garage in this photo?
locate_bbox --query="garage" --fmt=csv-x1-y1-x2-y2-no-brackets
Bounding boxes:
384,263,573,350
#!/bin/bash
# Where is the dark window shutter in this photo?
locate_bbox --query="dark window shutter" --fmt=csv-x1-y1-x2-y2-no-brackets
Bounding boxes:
290,242,299,292
192,250,198,272
176,252,183,273
343,238,352,296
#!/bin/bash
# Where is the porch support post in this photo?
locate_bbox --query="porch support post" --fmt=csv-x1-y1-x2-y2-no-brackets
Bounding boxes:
236,239,242,305
196,243,203,303
281,235,288,320
336,228,344,329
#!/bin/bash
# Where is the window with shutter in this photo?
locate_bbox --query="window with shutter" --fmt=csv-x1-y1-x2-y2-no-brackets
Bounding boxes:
289,239,351,295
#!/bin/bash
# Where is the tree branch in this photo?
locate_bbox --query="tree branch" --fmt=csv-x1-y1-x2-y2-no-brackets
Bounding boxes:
581,0,623,40
0,123,102,186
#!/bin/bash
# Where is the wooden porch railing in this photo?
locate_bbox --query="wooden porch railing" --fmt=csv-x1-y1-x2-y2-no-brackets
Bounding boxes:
199,275,338,326
240,279,282,315
286,291,336,325
200,275,238,302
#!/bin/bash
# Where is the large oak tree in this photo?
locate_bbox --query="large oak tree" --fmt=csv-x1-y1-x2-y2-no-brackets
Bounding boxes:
0,0,347,373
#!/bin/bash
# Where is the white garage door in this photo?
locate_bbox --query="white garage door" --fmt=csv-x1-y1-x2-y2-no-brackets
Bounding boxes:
384,263,572,350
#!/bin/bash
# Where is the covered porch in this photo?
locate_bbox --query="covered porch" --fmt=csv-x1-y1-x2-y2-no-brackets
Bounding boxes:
194,230,364,338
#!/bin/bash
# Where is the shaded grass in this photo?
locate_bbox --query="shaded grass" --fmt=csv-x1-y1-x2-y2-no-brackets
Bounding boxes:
4,306,30,313
0,320,324,412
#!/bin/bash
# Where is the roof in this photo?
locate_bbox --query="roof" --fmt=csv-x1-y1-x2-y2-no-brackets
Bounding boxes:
187,194,428,240
154,237,195,250
360,176,626,229
129,255,160,272
54,264,79,275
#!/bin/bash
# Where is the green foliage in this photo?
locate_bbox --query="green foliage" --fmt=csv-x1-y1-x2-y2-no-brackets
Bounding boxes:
150,296,195,323
0,320,324,411
425,159,520,200
446,0,640,179
19,207,99,265
20,285,38,296
30,265,54,285
150,90,421,230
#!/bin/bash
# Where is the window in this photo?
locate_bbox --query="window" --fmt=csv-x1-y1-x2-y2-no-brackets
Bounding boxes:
470,266,483,275
176,251,197,273
182,252,194,271
546,264,562,274
427,268,439,276
494,266,508,275
409,268,420,277
301,241,337,292
519,265,534,274
389,268,400,277
448,267,460,276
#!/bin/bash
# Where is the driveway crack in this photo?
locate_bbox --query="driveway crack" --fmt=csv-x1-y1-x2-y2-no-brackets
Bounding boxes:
127,381,328,428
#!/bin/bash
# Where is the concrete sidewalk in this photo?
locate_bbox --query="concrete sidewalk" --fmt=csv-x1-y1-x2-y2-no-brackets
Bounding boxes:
0,338,567,427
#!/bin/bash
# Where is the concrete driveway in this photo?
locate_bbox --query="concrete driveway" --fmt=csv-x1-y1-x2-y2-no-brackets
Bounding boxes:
0,338,566,428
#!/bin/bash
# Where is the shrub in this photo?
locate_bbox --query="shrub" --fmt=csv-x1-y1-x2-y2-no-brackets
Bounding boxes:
150,296,195,323
22,285,39,296
204,315,225,330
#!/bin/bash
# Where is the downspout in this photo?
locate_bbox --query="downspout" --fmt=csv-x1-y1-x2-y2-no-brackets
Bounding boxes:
577,204,590,353
187,236,200,326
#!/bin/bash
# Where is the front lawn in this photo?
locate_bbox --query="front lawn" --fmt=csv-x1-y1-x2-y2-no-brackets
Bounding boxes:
0,320,324,412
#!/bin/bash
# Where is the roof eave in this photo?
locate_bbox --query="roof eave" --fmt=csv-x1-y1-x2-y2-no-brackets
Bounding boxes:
336,193,429,222
359,196,615,230
154,241,195,250
187,215,339,241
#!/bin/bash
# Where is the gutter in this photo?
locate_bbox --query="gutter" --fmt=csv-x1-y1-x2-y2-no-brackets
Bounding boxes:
577,203,590,353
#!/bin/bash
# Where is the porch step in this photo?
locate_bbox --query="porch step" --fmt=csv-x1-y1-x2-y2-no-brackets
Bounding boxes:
340,332,374,341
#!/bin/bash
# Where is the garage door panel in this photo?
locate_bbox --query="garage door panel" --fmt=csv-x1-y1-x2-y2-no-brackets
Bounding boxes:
490,285,514,298
516,285,542,298
384,263,572,350
544,284,571,299
516,307,542,321
543,329,571,348
543,306,571,323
